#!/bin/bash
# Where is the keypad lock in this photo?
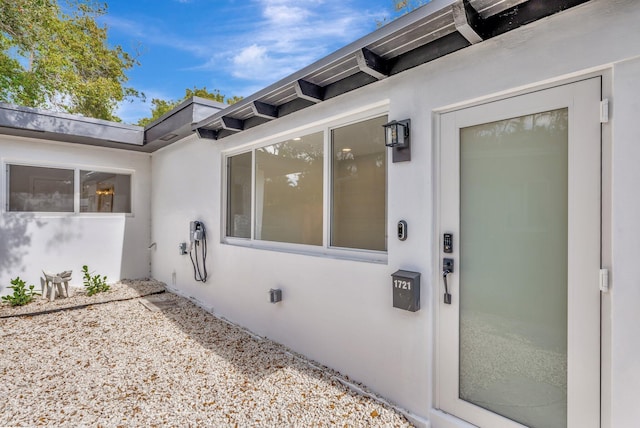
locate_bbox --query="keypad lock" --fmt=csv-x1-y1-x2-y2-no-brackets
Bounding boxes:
443,233,453,253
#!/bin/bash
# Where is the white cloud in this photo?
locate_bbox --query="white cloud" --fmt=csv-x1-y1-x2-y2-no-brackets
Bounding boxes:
263,3,311,24
217,0,384,85
232,45,269,79
106,1,390,100
102,15,213,58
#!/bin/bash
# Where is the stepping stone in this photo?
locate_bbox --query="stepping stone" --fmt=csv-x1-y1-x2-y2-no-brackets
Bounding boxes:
139,296,180,312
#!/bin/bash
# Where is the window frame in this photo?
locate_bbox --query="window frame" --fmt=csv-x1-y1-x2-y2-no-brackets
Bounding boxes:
253,131,325,246
79,169,133,214
329,115,389,252
221,106,388,263
226,151,253,239
2,159,135,216
6,163,75,213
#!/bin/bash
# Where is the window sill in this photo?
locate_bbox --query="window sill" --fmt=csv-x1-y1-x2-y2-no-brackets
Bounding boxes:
222,238,388,264
2,211,134,218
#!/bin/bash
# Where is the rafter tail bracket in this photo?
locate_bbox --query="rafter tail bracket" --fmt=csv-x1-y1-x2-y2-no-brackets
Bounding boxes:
355,47,391,80
453,0,483,44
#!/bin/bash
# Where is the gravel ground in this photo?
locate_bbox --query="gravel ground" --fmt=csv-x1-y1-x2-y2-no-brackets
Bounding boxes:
0,279,165,318
0,280,412,427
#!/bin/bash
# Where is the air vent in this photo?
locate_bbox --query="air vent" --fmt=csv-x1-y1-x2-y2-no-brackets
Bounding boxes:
159,133,178,141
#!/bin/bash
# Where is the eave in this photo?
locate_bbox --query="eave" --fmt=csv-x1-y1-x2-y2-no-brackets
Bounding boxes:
0,102,144,150
0,0,591,151
193,0,591,141
0,97,225,152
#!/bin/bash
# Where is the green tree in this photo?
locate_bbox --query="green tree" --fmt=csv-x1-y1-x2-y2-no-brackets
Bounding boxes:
136,98,177,127
137,86,243,126
185,87,225,102
0,0,141,121
393,0,427,13
377,0,428,26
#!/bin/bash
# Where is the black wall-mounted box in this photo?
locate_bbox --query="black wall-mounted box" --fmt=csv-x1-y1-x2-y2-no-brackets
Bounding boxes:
269,288,282,303
392,270,421,312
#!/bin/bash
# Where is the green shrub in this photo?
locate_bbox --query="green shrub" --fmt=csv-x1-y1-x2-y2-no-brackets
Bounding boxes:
82,265,110,296
2,277,39,306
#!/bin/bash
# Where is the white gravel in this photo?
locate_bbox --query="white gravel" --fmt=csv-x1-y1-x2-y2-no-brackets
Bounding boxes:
0,278,165,318
0,280,412,427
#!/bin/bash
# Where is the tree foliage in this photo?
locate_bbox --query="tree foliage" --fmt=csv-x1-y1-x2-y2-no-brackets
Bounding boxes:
377,0,428,26
0,0,140,121
136,86,243,127
393,0,427,13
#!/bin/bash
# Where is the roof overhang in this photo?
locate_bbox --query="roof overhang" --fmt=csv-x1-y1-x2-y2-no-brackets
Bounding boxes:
0,96,225,152
193,0,592,140
0,102,144,150
0,0,591,151
142,96,225,152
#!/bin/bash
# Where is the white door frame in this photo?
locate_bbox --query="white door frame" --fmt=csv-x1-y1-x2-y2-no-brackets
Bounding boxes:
434,77,602,428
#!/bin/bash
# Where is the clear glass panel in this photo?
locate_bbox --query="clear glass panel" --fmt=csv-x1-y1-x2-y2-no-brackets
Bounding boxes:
459,109,568,428
255,132,323,245
80,171,131,213
331,115,387,251
227,152,252,238
8,165,74,212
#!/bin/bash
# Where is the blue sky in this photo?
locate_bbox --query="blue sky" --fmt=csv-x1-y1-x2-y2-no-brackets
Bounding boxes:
102,0,400,124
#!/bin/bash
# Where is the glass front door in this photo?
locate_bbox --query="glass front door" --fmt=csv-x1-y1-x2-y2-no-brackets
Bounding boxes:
459,108,569,427
438,79,601,428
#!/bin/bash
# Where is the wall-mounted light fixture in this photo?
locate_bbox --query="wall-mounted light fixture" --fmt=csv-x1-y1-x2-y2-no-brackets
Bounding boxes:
383,119,411,162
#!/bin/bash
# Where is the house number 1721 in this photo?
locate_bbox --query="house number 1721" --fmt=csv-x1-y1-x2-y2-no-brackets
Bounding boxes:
394,279,412,290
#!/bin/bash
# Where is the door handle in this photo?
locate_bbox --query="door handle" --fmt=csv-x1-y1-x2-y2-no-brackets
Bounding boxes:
443,258,454,304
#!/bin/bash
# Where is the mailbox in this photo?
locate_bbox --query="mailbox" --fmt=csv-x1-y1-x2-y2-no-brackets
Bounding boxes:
392,270,420,312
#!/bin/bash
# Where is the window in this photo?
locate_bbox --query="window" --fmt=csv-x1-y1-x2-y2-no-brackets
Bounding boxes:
224,114,387,256
227,152,252,238
5,164,132,214
331,116,387,251
7,165,74,212
80,170,131,213
255,132,323,245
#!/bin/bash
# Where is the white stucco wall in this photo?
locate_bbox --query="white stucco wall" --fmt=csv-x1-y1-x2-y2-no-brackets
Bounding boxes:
609,57,640,428
0,136,152,292
151,0,639,426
